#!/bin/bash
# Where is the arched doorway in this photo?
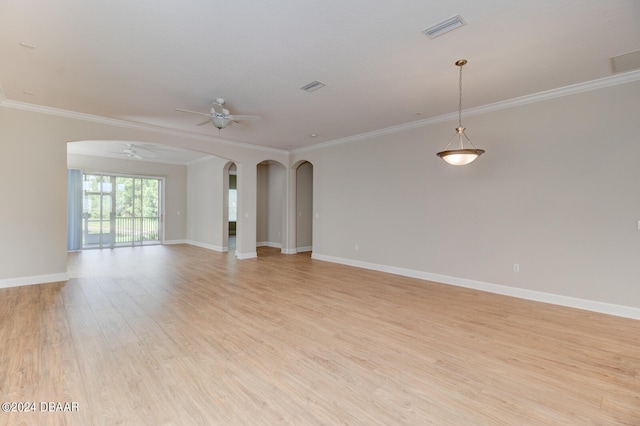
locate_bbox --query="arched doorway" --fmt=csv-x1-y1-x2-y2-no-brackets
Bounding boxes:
256,160,286,254
223,162,237,252
294,161,313,253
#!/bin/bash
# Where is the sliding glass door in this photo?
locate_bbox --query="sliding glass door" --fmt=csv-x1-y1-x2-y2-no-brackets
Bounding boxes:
82,173,162,249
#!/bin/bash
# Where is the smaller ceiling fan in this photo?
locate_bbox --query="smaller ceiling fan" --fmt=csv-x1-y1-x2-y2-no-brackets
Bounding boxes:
122,144,139,159
119,143,156,160
176,98,261,130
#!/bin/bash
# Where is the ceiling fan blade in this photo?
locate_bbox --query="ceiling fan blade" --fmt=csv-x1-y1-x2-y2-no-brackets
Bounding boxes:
123,145,157,158
176,108,212,117
133,151,156,158
196,119,211,126
131,146,157,155
228,114,261,121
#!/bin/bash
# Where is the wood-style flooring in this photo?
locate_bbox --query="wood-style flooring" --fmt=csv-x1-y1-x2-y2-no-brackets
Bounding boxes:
1,244,639,425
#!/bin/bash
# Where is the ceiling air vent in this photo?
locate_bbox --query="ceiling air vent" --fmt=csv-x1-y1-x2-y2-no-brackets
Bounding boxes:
423,15,466,39
301,80,326,92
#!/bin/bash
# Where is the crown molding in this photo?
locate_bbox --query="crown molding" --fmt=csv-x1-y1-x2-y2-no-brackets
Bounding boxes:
186,155,219,166
0,97,287,156
292,69,640,155
4,70,640,157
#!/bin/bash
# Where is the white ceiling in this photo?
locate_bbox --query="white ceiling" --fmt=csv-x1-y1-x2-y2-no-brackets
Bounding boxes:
1,0,639,161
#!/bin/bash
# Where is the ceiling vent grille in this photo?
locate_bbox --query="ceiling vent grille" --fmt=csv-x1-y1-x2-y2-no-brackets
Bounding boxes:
423,15,466,39
301,80,326,92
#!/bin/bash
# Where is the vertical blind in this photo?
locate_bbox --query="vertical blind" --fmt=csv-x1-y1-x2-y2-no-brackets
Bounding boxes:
66,169,83,251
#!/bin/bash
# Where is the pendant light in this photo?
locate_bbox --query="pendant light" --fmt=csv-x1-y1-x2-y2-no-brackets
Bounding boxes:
436,59,485,165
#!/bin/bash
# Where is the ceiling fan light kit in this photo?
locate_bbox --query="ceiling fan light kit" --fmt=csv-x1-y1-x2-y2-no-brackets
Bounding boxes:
176,98,261,130
436,59,485,166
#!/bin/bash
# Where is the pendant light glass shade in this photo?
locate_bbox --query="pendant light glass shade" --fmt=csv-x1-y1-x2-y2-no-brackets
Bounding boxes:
437,148,485,165
437,127,485,165
436,60,485,165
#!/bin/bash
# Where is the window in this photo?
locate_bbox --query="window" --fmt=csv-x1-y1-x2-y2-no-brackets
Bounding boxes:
81,172,162,248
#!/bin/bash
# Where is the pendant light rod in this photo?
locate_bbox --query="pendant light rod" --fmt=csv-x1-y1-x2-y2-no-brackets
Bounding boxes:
456,59,466,130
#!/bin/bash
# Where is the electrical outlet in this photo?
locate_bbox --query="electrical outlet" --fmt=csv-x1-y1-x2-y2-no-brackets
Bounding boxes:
513,263,520,273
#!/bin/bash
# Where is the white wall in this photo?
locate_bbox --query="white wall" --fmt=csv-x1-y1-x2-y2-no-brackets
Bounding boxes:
187,156,230,251
0,109,68,283
292,79,640,312
256,163,269,244
67,153,188,242
267,163,285,247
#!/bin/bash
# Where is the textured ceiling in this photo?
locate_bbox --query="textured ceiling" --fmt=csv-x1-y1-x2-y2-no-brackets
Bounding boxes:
1,0,639,160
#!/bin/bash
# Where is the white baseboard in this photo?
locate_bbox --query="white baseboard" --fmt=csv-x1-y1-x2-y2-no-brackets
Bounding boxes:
236,251,257,260
311,253,640,321
186,240,225,252
164,239,188,245
188,240,258,258
281,246,312,254
0,272,69,289
257,241,282,249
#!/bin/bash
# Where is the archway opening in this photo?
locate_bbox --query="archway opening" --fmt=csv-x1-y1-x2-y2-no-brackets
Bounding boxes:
223,162,237,252
256,160,286,255
295,161,313,253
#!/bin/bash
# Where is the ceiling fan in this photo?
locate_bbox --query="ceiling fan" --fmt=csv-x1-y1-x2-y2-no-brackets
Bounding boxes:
176,98,261,130
122,144,142,159
120,143,155,160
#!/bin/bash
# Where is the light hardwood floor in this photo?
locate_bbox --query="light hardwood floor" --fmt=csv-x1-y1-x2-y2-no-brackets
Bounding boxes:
1,245,639,425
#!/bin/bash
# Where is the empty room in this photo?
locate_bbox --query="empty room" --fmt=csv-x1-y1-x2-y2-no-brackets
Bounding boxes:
1,1,640,425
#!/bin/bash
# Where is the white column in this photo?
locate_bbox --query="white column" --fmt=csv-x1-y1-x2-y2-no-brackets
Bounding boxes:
235,162,257,259
281,166,297,254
